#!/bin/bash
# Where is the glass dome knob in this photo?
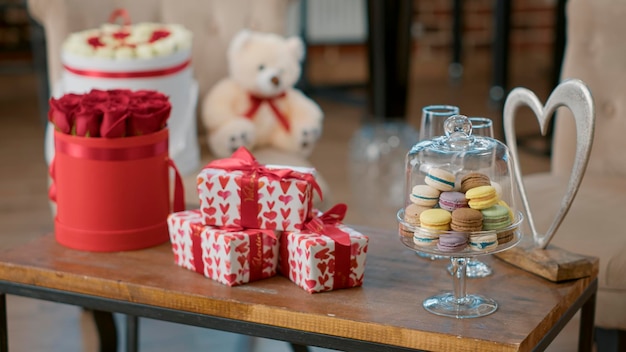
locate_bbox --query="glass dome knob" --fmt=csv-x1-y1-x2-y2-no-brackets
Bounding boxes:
444,114,473,148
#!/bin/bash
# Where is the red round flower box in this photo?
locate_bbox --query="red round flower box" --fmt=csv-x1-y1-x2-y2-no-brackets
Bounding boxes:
52,128,173,252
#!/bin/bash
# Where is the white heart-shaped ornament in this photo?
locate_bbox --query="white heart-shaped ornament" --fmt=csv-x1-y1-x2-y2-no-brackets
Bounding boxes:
503,79,595,249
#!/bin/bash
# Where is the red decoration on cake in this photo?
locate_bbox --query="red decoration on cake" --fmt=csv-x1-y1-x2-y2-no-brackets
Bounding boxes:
87,37,105,48
149,29,171,43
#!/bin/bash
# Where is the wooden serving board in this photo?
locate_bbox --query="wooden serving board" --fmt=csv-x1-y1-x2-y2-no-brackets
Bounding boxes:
494,241,599,282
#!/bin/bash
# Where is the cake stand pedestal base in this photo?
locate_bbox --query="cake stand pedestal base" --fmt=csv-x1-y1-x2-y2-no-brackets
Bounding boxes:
423,293,497,319
494,241,598,282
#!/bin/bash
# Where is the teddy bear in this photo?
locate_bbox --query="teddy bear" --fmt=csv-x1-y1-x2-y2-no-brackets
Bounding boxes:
201,29,324,159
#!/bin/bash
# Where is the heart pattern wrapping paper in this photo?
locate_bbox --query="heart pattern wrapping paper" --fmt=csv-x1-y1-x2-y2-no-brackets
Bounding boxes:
197,167,315,232
167,210,279,286
279,225,369,293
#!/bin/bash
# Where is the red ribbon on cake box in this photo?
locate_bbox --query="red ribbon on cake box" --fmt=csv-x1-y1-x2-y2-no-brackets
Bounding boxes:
197,147,322,231
167,209,279,286
279,204,369,293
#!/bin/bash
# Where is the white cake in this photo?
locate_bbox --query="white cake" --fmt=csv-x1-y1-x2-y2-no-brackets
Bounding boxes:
46,21,200,176
62,22,192,59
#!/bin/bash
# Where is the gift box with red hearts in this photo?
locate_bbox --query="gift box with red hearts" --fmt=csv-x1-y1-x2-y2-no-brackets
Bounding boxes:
278,204,369,293
167,209,279,286
197,147,322,232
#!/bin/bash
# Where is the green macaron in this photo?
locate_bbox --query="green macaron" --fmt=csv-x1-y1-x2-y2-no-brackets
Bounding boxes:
481,205,512,231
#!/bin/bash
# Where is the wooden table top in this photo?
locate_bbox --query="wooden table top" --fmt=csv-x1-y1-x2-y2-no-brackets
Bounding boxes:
0,227,597,352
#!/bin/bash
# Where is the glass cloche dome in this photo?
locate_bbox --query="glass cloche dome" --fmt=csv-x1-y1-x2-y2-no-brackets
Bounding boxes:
397,114,523,256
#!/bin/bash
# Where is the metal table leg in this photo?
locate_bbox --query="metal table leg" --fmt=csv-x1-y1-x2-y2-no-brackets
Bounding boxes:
578,290,596,352
1,294,7,352
92,310,118,352
126,315,138,352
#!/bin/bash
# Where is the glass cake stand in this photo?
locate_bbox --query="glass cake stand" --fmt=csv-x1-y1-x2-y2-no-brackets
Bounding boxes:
398,209,523,319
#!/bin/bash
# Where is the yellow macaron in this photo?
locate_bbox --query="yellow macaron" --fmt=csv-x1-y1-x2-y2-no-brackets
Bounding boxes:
419,208,452,231
465,185,499,210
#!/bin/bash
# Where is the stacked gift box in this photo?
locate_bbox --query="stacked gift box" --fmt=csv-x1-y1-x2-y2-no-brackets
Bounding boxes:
167,147,369,293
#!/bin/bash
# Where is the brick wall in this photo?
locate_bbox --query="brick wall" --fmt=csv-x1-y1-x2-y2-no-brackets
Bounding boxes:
306,0,559,84
413,0,558,60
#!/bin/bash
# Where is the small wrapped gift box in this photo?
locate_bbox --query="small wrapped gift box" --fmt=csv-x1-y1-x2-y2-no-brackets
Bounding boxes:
167,209,279,286
279,204,369,293
197,147,322,232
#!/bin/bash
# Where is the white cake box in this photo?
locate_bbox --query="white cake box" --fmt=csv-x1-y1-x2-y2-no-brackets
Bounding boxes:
54,47,199,175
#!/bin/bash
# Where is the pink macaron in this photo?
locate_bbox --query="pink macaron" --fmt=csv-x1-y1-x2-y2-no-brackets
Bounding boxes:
437,233,468,252
438,191,468,212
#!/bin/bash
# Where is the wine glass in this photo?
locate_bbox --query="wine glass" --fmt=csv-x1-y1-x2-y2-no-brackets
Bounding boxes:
415,105,459,260
446,117,496,278
418,105,461,141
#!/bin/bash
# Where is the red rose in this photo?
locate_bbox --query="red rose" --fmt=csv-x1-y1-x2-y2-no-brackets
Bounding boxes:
74,105,102,137
83,89,110,107
49,89,171,137
108,89,133,98
71,90,109,137
100,100,130,138
127,90,171,136
48,94,81,134
132,90,169,103
100,93,131,138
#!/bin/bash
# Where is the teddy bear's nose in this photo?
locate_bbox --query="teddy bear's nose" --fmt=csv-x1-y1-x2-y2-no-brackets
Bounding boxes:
271,76,280,87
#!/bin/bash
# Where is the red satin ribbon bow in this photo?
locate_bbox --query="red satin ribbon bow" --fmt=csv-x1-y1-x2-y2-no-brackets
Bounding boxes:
243,92,290,132
304,203,351,246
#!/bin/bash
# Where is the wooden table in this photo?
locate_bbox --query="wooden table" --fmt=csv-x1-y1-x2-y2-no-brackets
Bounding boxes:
0,227,597,352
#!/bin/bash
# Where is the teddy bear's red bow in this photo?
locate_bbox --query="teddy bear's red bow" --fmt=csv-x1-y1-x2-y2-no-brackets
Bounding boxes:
243,93,290,132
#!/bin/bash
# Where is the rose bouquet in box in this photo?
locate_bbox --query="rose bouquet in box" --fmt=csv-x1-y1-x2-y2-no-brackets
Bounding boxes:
49,89,184,252
48,89,171,138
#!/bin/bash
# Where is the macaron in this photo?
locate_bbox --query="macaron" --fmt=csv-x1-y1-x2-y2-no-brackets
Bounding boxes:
425,168,456,192
491,181,503,199
413,228,440,247
469,233,498,251
410,184,440,207
460,172,491,193
465,185,499,210
438,191,468,212
481,204,512,231
404,203,431,226
437,233,468,252
419,208,452,231
483,203,515,245
497,229,516,244
450,208,483,232
399,223,414,238
497,199,514,221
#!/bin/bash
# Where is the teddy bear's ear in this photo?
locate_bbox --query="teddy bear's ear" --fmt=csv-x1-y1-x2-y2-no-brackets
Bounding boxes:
228,29,253,57
286,36,305,62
